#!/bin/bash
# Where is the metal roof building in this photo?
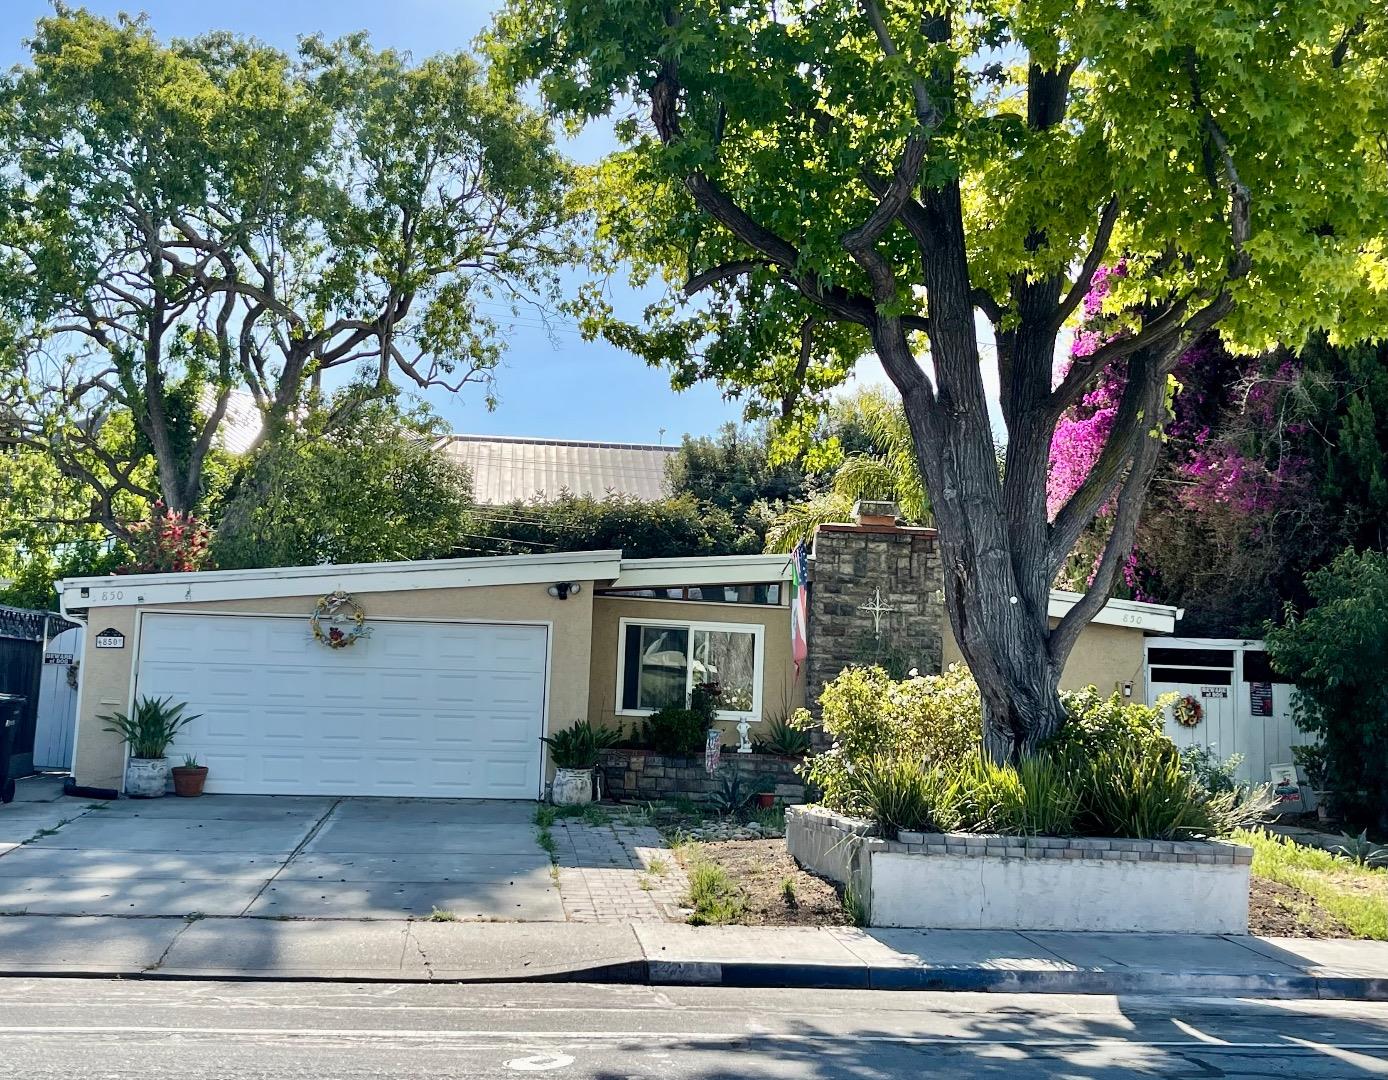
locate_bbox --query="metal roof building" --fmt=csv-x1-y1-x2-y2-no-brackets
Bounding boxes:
434,434,678,505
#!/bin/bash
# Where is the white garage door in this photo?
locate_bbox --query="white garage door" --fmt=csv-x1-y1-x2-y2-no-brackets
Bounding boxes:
134,613,548,798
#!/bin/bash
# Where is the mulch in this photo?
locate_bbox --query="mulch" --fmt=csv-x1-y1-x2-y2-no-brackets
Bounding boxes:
687,838,852,927
1248,877,1354,938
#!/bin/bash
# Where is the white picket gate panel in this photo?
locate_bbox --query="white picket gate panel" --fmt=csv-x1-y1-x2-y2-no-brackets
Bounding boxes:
33,626,83,771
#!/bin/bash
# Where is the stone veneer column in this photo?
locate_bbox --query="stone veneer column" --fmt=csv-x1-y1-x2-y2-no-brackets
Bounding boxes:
805,501,945,716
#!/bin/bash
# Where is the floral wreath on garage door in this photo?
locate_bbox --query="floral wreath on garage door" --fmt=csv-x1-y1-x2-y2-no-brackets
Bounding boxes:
311,590,371,649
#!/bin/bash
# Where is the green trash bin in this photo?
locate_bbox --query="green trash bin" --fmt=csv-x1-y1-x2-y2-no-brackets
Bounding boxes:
0,693,24,804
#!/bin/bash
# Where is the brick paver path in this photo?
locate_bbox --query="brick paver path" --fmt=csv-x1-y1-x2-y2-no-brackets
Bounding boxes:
552,820,688,923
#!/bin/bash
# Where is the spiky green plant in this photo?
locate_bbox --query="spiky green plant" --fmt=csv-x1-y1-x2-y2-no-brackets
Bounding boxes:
98,696,199,760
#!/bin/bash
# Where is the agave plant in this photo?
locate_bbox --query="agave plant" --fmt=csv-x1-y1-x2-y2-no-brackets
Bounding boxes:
98,696,200,760
1331,829,1388,869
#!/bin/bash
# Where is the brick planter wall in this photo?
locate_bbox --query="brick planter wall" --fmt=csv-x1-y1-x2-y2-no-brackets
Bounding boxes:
597,748,805,805
786,805,1252,932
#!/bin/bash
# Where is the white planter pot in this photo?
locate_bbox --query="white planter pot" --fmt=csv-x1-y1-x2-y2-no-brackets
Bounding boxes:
125,757,170,798
551,767,593,806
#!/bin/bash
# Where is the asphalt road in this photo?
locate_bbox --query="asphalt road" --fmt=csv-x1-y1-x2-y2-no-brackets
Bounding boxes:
2,978,1388,1078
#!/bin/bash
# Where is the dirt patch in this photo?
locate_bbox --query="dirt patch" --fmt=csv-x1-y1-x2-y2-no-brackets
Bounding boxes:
681,838,851,927
1249,877,1354,938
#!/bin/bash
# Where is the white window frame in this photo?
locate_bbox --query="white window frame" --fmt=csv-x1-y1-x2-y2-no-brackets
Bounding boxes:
615,616,765,722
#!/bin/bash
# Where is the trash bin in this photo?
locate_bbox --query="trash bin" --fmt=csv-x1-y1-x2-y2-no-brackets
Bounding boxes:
0,693,24,804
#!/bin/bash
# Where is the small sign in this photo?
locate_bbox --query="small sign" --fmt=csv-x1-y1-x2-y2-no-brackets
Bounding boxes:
94,628,126,650
1200,686,1228,699
43,653,74,666
1250,681,1274,717
1269,762,1305,813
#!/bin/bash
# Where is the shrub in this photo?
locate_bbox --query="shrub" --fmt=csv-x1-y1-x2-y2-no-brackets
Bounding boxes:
947,754,1080,836
1068,741,1206,840
1049,687,1172,761
1180,746,1245,796
1265,548,1388,828
853,754,939,836
643,706,708,756
797,665,979,812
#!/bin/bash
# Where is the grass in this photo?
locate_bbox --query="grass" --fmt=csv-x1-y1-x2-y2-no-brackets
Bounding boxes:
1236,828,1388,940
426,907,459,922
841,885,869,927
645,856,670,877
685,858,746,925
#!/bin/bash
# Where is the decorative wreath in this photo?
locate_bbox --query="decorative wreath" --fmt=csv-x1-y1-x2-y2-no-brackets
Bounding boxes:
311,590,371,649
1173,694,1204,728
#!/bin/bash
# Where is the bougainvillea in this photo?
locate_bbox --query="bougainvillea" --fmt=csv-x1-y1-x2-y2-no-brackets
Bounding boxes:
1048,268,1311,605
121,502,214,574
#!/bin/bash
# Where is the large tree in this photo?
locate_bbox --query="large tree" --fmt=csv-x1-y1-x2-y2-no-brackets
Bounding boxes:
0,10,575,530
494,0,1388,757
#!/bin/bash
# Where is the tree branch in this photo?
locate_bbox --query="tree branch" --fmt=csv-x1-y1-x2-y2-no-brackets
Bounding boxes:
1052,195,1120,330
684,259,772,296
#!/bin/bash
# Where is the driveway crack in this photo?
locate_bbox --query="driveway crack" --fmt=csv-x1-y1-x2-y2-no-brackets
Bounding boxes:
403,919,433,981
144,916,198,973
236,797,342,917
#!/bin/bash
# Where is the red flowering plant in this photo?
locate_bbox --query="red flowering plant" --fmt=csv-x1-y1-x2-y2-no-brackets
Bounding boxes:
120,502,215,574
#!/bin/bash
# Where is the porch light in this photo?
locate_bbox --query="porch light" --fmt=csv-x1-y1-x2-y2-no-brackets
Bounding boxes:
548,582,581,600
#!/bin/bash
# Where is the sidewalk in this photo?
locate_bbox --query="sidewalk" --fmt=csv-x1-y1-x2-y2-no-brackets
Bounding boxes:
2,914,1386,999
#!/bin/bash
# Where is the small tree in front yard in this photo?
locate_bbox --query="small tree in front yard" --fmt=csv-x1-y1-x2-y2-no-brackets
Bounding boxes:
1265,549,1388,829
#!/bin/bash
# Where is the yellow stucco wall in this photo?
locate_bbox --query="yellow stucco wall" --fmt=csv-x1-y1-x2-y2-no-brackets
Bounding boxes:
72,583,594,791
587,596,804,747
941,619,1149,699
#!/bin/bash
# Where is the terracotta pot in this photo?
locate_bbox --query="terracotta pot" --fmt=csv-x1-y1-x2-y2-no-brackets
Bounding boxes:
754,792,775,809
171,765,209,798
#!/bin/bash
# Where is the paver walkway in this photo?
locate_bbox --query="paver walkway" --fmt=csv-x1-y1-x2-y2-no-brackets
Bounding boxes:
551,819,688,923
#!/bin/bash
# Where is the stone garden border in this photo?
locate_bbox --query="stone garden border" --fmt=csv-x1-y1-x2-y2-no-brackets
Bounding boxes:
786,804,1252,933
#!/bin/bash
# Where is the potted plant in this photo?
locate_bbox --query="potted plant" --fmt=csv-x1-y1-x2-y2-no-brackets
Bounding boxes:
542,720,621,805
1292,744,1332,823
98,696,200,798
171,754,209,798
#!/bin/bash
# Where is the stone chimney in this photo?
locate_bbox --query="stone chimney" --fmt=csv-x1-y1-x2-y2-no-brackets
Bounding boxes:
805,501,944,714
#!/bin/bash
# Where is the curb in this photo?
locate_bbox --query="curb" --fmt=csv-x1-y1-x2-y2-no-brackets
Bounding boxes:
3,959,1383,1001
647,961,1388,1001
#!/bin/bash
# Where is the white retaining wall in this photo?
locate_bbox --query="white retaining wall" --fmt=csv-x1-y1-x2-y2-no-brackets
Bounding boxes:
787,805,1251,934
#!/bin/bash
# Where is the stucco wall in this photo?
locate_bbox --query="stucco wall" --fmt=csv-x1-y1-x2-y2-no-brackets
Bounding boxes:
72,583,594,791
942,619,1148,699
587,596,803,747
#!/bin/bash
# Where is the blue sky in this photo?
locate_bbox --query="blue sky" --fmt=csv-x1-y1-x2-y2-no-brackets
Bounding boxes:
1,0,752,445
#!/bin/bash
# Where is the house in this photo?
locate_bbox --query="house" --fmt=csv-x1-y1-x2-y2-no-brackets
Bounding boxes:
433,434,678,504
56,506,1180,799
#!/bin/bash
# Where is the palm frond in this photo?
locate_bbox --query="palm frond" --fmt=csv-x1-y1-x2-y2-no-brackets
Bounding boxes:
763,492,856,553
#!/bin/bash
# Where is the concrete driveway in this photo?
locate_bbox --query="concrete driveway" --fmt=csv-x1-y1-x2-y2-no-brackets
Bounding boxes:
0,792,562,922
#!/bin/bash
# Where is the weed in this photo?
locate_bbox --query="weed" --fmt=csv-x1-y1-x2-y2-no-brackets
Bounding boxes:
536,826,558,861
685,859,746,925
426,907,459,922
748,806,785,832
638,875,655,892
184,911,207,922
780,876,798,908
842,885,869,927
645,856,670,877
84,803,109,810
533,805,558,829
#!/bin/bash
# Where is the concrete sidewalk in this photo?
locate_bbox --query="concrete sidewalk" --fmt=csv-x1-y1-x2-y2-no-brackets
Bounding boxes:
1,915,1386,999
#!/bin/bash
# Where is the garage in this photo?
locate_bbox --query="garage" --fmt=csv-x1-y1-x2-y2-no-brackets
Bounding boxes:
134,613,550,798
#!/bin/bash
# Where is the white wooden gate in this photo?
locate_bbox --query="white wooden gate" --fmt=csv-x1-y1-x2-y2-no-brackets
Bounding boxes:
1145,637,1299,786
33,626,82,771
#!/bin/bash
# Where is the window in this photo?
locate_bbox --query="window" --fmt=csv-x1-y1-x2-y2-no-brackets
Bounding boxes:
617,618,764,719
598,583,782,605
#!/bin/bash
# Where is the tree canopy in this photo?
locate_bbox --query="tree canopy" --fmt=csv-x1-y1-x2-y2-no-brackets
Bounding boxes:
0,9,577,532
213,394,475,569
493,0,1388,756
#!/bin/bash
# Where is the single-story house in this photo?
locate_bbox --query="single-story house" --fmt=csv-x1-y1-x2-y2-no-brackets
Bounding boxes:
57,507,1180,798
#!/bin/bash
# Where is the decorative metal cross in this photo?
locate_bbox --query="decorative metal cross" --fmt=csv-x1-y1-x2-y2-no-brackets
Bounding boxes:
860,587,899,639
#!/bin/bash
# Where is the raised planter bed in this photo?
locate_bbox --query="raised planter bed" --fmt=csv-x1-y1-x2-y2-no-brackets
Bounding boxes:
786,804,1252,933
598,748,804,805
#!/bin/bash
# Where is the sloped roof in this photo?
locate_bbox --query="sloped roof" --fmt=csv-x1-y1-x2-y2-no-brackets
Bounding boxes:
435,434,678,505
